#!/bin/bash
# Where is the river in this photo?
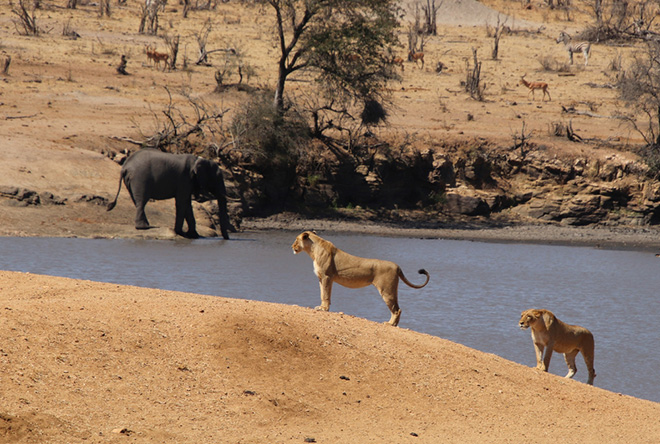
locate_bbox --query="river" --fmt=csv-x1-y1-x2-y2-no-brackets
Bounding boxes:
1,231,658,403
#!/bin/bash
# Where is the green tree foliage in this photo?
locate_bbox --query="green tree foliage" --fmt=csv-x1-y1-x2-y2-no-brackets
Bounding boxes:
269,0,400,121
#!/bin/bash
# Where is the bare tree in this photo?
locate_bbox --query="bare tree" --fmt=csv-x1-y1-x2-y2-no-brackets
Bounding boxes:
593,0,603,30
589,0,660,41
214,47,256,91
512,120,533,159
194,19,237,66
164,34,180,70
407,22,427,55
490,14,508,60
195,18,213,65
422,0,442,35
99,0,111,17
138,0,163,35
120,88,230,151
616,41,660,177
11,0,39,36
465,48,485,101
2,55,11,75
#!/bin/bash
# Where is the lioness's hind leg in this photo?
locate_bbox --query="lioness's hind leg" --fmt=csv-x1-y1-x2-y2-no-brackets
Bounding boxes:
563,350,578,379
379,290,401,326
582,335,596,385
583,351,596,385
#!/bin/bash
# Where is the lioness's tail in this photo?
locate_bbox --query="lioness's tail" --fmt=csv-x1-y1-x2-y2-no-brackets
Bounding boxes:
399,268,430,289
106,170,124,212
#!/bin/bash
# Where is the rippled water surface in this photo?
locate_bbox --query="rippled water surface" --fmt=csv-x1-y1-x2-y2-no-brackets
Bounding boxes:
1,232,658,403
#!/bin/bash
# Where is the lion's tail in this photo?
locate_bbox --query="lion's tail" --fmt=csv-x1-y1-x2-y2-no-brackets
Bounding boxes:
399,268,430,289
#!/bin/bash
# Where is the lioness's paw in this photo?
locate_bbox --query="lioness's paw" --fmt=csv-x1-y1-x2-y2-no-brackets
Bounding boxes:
314,306,329,311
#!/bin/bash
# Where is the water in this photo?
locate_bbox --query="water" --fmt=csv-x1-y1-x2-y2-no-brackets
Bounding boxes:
0,232,658,403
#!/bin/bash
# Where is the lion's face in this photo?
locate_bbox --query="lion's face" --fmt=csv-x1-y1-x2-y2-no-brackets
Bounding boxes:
291,232,311,255
519,310,540,329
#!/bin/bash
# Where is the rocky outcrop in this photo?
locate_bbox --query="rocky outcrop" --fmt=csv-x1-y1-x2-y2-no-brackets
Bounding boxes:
226,142,660,228
110,142,660,229
0,187,66,207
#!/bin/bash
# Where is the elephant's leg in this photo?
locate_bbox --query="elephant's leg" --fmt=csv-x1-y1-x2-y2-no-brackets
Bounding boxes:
127,186,150,229
135,206,150,230
174,198,198,238
183,200,199,239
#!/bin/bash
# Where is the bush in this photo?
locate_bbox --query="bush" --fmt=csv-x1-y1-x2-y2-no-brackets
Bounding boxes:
637,145,660,180
230,91,311,171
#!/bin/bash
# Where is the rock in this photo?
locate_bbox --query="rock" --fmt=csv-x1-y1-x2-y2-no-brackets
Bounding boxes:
529,199,562,221
39,191,66,205
445,191,490,216
75,194,108,206
429,156,455,187
559,194,606,225
0,188,41,205
303,184,335,207
112,428,132,435
0,186,19,197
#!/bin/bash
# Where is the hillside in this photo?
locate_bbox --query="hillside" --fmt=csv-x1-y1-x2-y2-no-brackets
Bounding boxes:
3,0,660,235
1,270,659,443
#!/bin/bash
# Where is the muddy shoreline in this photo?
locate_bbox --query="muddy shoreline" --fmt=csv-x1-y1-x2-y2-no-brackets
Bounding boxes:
242,214,660,252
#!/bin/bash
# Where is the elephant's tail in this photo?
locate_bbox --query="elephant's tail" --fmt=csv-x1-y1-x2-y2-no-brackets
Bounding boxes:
106,171,124,212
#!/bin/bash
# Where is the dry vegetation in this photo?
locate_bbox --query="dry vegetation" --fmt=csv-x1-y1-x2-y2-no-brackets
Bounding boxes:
0,0,657,162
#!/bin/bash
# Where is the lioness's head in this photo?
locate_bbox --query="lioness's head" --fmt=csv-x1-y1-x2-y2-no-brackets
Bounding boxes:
292,231,314,255
519,309,542,329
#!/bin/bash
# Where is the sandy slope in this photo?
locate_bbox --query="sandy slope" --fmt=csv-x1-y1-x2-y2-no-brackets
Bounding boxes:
0,271,659,443
1,1,660,442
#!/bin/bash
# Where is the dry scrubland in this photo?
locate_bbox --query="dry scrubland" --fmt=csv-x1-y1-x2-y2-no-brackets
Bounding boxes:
0,0,650,161
2,0,660,442
1,0,657,237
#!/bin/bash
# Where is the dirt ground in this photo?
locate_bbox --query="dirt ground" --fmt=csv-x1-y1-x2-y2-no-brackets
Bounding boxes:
1,0,660,442
1,271,660,444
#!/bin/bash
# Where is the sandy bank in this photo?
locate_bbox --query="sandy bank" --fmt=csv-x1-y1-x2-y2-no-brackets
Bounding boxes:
0,271,658,443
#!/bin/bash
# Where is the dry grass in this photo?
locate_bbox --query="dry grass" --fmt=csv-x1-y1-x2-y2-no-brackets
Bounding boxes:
0,0,650,168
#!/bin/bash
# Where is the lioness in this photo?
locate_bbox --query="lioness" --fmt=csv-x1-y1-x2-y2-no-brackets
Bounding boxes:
292,231,430,326
519,308,596,385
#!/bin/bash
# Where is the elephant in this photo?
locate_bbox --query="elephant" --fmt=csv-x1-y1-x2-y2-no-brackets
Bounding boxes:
107,148,235,239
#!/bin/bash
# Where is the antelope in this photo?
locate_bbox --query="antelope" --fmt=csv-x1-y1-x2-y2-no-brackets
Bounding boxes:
556,31,591,67
520,74,551,101
145,45,169,70
408,51,424,68
390,56,404,71
145,45,155,65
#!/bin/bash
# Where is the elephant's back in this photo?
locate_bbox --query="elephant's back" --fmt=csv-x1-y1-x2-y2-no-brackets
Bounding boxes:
122,149,196,198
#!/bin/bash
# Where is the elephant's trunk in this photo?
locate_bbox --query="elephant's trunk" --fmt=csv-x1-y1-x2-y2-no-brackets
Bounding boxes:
216,195,234,240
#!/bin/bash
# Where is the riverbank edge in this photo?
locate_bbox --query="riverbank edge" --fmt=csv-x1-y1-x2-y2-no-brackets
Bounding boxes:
241,214,660,252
